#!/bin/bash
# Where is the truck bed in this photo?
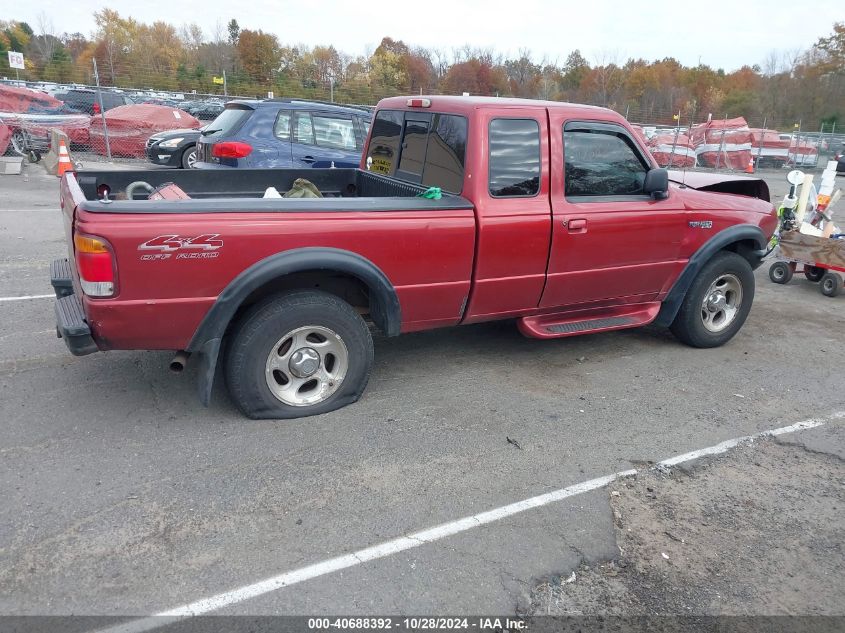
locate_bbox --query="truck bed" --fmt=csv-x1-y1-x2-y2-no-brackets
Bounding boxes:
73,168,473,213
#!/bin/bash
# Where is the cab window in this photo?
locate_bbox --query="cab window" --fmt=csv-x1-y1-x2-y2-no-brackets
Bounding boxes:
488,118,540,197
563,123,649,198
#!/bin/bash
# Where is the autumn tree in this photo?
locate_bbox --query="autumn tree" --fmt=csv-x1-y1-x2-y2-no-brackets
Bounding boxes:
369,37,410,89
93,9,138,84
505,49,540,97
237,29,280,83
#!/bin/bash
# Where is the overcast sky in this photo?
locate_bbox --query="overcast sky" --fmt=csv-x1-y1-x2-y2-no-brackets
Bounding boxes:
10,0,844,71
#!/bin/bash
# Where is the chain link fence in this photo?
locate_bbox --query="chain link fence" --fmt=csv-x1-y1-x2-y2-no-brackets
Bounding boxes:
2,75,841,173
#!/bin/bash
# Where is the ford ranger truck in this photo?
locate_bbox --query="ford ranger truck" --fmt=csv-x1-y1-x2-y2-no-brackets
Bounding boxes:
51,96,778,419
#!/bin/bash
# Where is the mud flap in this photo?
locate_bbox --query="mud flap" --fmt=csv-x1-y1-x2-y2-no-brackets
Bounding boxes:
195,337,222,406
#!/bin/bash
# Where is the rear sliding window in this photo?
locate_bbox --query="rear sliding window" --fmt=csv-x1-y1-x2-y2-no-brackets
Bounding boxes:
366,110,467,194
203,107,251,137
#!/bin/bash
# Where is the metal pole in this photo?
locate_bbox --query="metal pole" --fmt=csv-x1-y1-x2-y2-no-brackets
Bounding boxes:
756,116,766,167
223,70,228,97
792,120,802,167
330,76,334,103
716,114,727,170
92,58,111,159
624,104,629,120
668,110,681,169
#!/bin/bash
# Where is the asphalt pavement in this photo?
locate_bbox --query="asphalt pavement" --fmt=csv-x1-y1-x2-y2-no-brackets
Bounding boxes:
0,164,843,626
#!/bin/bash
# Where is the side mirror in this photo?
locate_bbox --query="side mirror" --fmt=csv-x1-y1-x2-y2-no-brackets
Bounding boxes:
644,168,669,199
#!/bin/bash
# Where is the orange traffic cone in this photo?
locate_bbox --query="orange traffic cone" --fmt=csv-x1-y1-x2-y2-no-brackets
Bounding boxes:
745,156,755,174
56,139,73,178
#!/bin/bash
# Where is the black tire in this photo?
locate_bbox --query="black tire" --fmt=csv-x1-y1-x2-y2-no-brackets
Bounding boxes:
819,272,843,297
6,129,26,156
670,251,755,348
768,261,793,284
225,290,374,419
804,266,824,283
180,145,196,169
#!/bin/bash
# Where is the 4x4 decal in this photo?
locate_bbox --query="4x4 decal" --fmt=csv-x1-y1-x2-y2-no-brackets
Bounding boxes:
139,234,223,251
138,234,223,260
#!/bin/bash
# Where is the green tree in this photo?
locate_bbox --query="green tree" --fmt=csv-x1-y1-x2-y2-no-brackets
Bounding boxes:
227,19,240,46
561,49,589,91
815,21,844,73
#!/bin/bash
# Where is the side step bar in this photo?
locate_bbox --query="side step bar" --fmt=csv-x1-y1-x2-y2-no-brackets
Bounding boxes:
518,303,661,339
50,258,74,298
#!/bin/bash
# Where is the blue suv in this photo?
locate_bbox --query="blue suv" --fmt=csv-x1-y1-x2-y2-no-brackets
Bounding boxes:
194,99,372,169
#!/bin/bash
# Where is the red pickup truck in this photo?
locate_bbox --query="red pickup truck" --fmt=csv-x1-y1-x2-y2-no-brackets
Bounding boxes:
52,96,777,419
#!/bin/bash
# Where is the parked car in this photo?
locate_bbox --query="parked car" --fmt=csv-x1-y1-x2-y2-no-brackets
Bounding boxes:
835,143,845,174
195,99,371,169
145,127,203,168
140,98,181,108
189,101,226,121
51,96,778,420
61,88,134,115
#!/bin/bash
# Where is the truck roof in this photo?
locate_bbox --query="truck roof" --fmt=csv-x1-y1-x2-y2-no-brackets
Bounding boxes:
376,95,621,120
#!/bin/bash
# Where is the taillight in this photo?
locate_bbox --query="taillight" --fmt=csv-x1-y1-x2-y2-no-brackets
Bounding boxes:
74,233,116,297
212,141,252,159
93,102,100,115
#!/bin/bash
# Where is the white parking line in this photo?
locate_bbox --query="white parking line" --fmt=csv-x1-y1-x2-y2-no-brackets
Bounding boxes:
95,412,843,633
0,208,57,212
0,294,53,303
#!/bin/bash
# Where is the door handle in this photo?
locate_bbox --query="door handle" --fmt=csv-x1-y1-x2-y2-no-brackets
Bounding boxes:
566,218,587,233
301,156,316,163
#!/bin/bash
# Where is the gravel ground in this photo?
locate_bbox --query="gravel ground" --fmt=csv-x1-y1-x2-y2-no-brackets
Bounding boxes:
530,425,845,618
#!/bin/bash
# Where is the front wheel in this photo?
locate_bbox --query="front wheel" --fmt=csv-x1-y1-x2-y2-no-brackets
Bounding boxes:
768,261,793,284
225,290,374,419
181,146,197,169
670,251,755,348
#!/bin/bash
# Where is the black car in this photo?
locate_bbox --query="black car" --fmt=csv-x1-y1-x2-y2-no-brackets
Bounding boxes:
61,88,134,115
145,127,202,169
189,102,226,120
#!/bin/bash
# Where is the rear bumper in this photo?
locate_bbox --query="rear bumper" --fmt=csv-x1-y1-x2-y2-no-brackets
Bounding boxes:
51,258,98,356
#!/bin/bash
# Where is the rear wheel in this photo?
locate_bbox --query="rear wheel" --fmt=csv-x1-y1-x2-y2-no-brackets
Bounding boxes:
803,266,824,282
820,272,843,297
671,251,754,348
768,261,793,284
181,145,197,169
225,290,374,419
